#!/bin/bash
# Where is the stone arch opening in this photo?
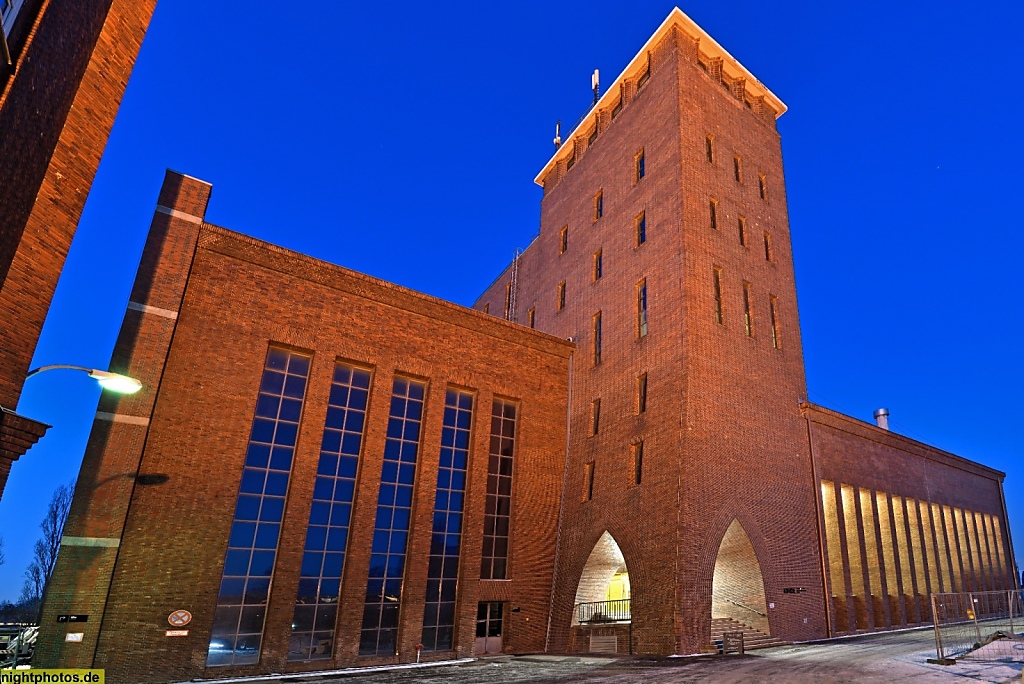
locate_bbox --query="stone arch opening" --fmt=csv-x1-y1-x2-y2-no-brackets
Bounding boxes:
572,531,630,625
711,519,770,635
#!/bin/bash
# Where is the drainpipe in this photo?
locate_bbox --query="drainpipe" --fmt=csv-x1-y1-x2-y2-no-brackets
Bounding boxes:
545,344,574,652
804,405,833,638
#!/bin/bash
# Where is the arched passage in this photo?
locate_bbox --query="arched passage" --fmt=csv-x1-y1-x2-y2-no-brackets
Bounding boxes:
711,520,770,635
572,531,630,625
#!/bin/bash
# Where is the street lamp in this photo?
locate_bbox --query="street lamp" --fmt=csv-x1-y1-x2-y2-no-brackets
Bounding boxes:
26,364,142,394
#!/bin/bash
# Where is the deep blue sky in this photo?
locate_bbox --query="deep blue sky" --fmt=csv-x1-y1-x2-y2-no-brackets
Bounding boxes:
2,1,1020,601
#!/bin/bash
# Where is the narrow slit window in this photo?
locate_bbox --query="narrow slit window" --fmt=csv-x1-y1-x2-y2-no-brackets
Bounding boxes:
593,249,603,281
763,232,772,261
583,462,595,501
713,267,724,324
738,216,747,246
588,126,598,148
709,200,718,231
743,282,754,337
636,372,647,414
635,148,645,182
636,211,647,246
637,279,648,338
527,307,535,329
557,281,566,311
705,136,714,163
637,57,651,89
591,399,601,436
769,295,781,349
504,282,512,319
593,311,602,366
631,441,644,486
733,155,742,183
758,174,767,200
594,191,604,220
566,145,576,171
483,303,489,314
559,226,568,255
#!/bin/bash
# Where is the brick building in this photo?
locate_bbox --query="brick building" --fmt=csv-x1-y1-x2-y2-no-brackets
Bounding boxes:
0,0,158,497
38,7,1017,683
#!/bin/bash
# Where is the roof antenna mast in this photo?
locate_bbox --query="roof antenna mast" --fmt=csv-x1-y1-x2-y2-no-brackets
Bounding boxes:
592,69,600,104
553,120,562,150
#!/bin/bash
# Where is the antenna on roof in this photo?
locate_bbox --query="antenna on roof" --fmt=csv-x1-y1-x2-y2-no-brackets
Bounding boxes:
553,120,562,150
592,69,600,104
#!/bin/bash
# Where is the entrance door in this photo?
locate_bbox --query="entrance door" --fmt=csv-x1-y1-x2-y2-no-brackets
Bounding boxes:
474,602,503,655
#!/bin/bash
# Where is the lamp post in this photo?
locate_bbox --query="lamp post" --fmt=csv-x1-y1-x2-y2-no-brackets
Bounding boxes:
26,364,142,394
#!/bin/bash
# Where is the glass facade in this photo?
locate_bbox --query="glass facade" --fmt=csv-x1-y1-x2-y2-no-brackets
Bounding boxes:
421,389,474,651
288,363,372,661
359,377,425,655
480,399,517,579
207,347,310,667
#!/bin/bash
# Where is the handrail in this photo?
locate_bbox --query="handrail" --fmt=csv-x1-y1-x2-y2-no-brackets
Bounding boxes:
576,598,631,624
724,599,766,617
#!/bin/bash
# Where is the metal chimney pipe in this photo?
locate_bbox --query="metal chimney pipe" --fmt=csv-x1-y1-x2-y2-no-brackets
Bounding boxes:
873,408,890,430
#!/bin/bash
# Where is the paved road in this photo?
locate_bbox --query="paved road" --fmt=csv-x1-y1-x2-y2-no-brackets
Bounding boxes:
197,628,1023,684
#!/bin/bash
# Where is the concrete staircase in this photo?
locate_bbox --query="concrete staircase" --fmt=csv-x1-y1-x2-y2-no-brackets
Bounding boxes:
710,617,788,651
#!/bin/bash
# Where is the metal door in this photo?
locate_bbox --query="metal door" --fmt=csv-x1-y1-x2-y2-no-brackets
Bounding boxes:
474,602,503,655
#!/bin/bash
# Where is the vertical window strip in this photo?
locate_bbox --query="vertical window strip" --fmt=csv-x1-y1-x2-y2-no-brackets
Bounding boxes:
637,279,648,337
593,311,602,365
709,200,718,231
594,190,603,220
743,282,754,337
636,372,647,414
713,268,724,324
421,389,474,652
359,377,426,656
738,216,747,246
636,211,647,246
481,399,517,579
591,399,601,436
593,249,603,281
769,295,781,349
705,135,714,163
559,226,568,254
584,462,595,501
635,149,645,181
557,281,566,311
208,347,311,667
763,232,772,261
759,174,767,200
289,363,371,661
734,155,742,182
632,441,644,485
527,307,536,329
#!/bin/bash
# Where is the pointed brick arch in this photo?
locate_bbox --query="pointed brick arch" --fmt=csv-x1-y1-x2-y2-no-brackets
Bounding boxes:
711,519,770,634
572,531,629,624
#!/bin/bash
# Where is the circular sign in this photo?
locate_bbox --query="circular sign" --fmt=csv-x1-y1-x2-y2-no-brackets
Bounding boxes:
168,610,192,627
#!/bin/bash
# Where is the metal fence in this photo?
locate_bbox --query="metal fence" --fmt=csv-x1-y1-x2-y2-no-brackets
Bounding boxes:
931,591,1023,663
576,598,631,624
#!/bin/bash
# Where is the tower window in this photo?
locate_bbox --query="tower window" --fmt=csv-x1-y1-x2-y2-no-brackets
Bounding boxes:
742,281,754,337
583,462,595,501
763,232,772,261
594,190,604,220
528,307,536,329
733,155,742,183
738,216,747,247
483,303,489,314
635,149,646,182
559,226,568,254
636,211,647,246
758,174,767,200
636,372,648,414
705,135,714,163
631,441,644,486
504,282,512,319
591,399,601,436
713,267,724,324
557,281,566,311
637,279,648,338
593,311,602,366
769,295,781,349
593,249,603,281
709,200,718,231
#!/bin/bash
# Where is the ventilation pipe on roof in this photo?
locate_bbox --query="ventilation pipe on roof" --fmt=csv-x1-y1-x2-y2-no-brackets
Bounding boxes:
873,408,890,430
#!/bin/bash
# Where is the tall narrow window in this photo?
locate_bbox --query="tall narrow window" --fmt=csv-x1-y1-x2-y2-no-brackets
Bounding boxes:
208,347,311,667
289,363,371,662
631,441,644,486
557,281,566,311
359,377,426,656
593,249,603,281
591,399,601,436
566,144,576,171
769,295,781,349
733,155,742,182
421,389,474,652
742,282,754,337
504,282,512,319
635,211,647,246
481,399,517,579
594,190,603,220
593,311,602,366
763,232,772,261
705,135,714,163
758,174,767,200
527,307,535,329
583,462,595,501
559,226,568,254
635,149,646,182
713,267,724,324
738,216,747,247
636,372,648,414
637,279,648,338
709,200,718,231
483,303,489,315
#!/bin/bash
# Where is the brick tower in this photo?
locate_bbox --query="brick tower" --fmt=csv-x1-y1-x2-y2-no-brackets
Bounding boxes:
477,8,827,653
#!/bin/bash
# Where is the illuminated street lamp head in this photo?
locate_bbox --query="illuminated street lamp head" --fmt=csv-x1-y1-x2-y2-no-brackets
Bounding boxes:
26,364,143,394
